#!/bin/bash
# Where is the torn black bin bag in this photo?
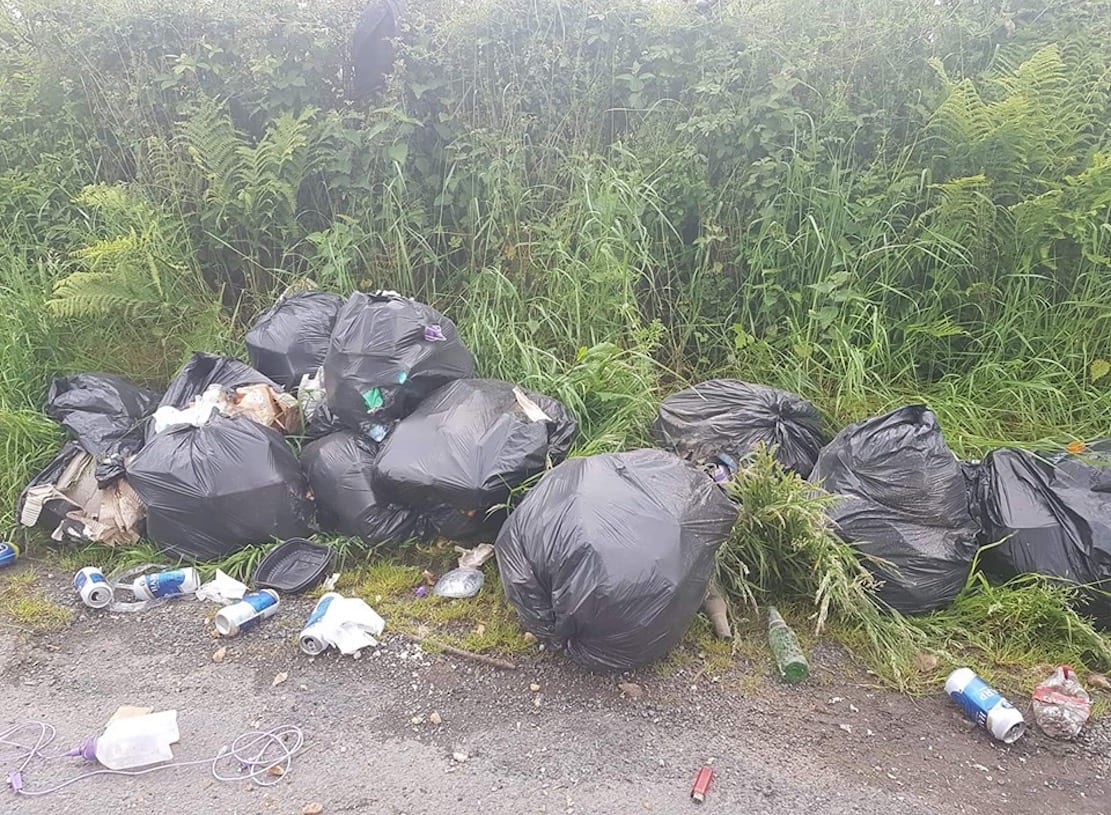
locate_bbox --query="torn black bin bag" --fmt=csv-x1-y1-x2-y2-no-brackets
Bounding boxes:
323,291,475,429
809,405,980,614
45,373,160,485
300,430,431,546
375,379,577,538
652,379,825,478
978,444,1111,626
128,415,312,561
496,449,737,672
246,291,344,390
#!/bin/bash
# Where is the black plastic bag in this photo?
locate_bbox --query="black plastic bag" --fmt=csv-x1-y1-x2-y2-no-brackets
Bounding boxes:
128,415,312,561
45,373,160,485
300,430,430,546
323,291,475,428
375,379,577,537
496,448,738,672
978,444,1111,626
157,352,277,412
653,379,825,478
246,291,344,390
809,405,980,614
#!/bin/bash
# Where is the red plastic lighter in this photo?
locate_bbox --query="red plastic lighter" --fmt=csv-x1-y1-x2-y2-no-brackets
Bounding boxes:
690,766,714,803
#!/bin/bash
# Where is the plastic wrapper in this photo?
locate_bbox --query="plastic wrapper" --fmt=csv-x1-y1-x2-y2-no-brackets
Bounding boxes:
45,373,160,485
299,430,431,547
653,379,826,478
128,415,313,561
496,448,737,672
246,290,344,390
323,291,475,428
977,442,1111,626
809,405,980,613
1032,665,1092,739
375,379,576,538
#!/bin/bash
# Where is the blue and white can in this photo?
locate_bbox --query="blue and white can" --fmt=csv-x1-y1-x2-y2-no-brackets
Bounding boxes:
131,568,201,601
74,566,113,609
214,590,280,637
300,592,343,656
945,667,1026,743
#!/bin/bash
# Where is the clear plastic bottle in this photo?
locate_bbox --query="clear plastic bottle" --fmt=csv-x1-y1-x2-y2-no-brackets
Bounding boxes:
767,606,809,683
78,710,180,770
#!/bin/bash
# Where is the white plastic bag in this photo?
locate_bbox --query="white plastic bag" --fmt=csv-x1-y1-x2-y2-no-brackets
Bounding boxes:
1032,665,1091,740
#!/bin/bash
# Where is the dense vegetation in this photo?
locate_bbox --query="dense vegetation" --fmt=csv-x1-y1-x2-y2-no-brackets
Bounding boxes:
2,0,1109,685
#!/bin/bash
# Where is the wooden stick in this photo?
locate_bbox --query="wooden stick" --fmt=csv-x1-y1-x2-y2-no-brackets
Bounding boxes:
400,631,519,670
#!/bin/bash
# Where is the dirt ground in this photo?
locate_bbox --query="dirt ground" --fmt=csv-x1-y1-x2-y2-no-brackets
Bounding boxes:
2,559,1109,815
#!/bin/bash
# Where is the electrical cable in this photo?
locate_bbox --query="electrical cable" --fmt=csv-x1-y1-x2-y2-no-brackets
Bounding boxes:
2,721,304,797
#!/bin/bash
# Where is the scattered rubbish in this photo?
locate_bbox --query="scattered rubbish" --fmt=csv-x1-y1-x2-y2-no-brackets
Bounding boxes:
414,586,428,598
74,709,180,770
323,291,475,427
428,711,442,726
321,572,340,592
375,379,576,539
0,541,19,568
299,592,385,656
246,290,344,390
945,667,1026,743
703,582,732,639
302,803,324,815
690,766,714,803
74,566,114,609
452,748,469,763
839,723,853,734
20,443,145,545
129,415,312,561
212,646,227,663
978,442,1111,626
215,590,281,637
196,569,248,604
44,372,160,485
653,379,826,478
618,682,643,700
152,382,300,437
272,671,289,687
810,406,980,613
916,652,940,673
432,567,485,599
130,567,201,601
421,569,437,585
1032,665,1091,740
253,538,336,594
529,682,541,692
300,430,431,547
268,764,285,777
456,543,495,570
497,449,737,672
766,607,809,683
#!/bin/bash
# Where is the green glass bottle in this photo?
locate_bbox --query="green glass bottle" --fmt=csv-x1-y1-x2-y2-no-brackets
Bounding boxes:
767,606,809,683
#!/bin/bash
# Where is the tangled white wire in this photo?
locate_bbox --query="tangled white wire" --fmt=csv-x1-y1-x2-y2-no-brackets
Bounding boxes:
1,721,304,797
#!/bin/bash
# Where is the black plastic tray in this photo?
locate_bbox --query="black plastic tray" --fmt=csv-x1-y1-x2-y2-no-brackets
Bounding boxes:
252,538,335,594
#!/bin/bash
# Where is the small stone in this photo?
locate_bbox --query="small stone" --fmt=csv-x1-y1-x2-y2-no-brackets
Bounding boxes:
618,682,643,700
530,682,541,692
523,632,538,644
272,671,288,687
212,647,226,663
452,749,469,763
828,696,843,704
849,704,859,713
411,714,425,725
474,623,486,636
302,804,323,815
298,684,308,691
267,764,285,777
915,652,940,673
1087,672,1111,691
839,724,852,734
533,696,542,707
429,711,442,725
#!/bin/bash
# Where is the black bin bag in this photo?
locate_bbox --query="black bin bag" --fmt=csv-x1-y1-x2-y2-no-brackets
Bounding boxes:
157,352,277,412
128,415,312,561
653,379,825,478
809,405,980,614
300,430,430,546
323,291,475,428
496,448,738,672
45,373,160,485
375,379,577,538
246,291,344,390
979,444,1111,626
